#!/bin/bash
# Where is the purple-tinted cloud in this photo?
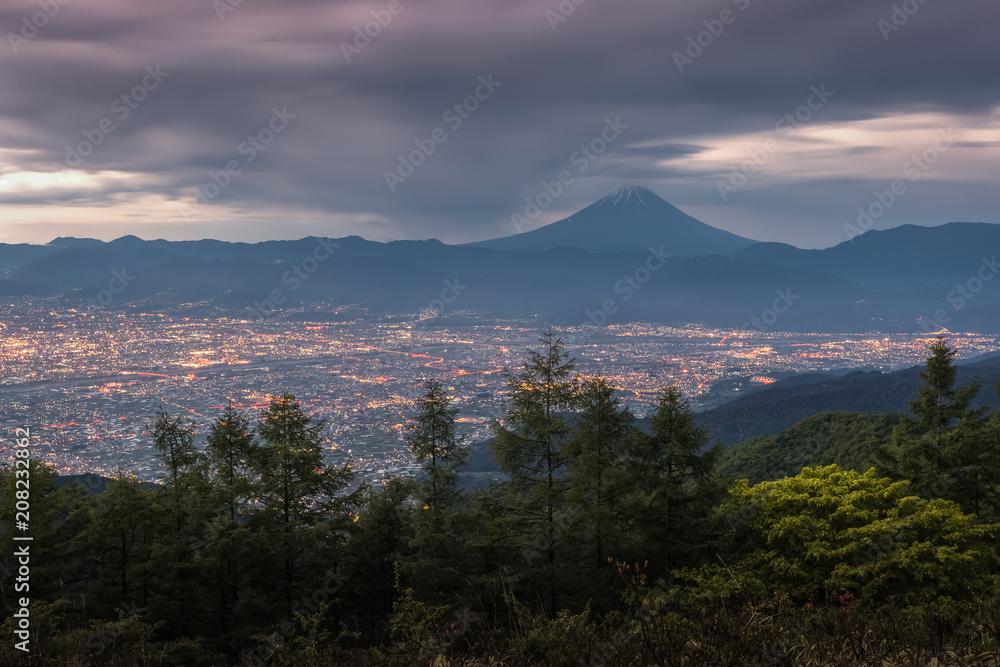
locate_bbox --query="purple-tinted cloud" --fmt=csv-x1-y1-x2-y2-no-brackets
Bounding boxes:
0,0,997,248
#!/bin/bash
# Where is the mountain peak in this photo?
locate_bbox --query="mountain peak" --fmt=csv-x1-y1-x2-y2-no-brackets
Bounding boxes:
467,185,757,256
594,185,658,212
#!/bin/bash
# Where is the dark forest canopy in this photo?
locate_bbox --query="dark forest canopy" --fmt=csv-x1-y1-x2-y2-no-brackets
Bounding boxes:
3,336,1000,665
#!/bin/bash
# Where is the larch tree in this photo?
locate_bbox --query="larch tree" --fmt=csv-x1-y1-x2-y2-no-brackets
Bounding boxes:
405,379,468,600
491,331,579,617
564,376,634,570
625,385,721,583
875,337,992,511
205,403,255,521
251,391,358,614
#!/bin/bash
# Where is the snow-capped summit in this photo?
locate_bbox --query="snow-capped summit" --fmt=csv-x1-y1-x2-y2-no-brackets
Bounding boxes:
594,185,656,212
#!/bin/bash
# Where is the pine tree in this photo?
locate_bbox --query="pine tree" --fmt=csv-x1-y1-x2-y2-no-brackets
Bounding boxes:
147,411,209,636
564,376,634,570
956,380,1000,519
405,379,468,601
251,391,358,614
0,461,92,604
491,331,579,617
625,385,721,583
875,337,991,510
408,379,467,514
150,409,199,527
199,404,256,639
342,477,414,638
151,409,199,485
205,403,255,521
907,338,982,457
84,473,158,612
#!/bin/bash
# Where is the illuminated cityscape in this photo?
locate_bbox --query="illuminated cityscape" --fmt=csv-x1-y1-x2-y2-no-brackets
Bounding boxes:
3,298,997,482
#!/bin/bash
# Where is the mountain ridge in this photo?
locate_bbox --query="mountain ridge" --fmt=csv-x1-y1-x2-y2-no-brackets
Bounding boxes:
695,351,1000,445
1,190,999,332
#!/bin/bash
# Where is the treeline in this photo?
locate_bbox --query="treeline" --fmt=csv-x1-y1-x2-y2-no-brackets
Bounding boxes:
3,335,1000,665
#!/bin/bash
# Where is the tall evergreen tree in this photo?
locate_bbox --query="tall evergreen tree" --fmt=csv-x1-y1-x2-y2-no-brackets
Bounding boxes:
957,380,1000,519
150,409,199,527
84,473,158,612
905,338,982,457
251,391,358,614
625,385,721,583
491,331,579,617
205,403,255,521
0,461,92,606
405,379,468,601
198,404,257,640
342,477,414,638
564,376,634,571
148,410,213,637
408,379,467,515
875,337,992,511
151,409,199,486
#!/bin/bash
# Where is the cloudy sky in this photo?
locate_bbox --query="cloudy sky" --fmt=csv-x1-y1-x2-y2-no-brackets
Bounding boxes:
0,0,997,249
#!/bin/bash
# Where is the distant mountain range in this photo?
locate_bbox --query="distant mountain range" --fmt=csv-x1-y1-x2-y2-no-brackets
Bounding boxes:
731,222,1000,289
2,185,1000,332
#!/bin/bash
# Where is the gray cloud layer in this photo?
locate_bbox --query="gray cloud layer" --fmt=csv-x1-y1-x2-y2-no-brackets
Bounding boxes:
1,0,997,247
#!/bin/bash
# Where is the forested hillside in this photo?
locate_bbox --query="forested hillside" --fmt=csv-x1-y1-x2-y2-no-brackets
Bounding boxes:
3,336,1000,666
718,411,899,484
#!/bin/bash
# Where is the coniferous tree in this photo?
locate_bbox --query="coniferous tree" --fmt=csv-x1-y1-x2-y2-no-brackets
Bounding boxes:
150,409,199,526
250,391,358,615
198,404,256,641
564,376,634,571
84,473,158,613
491,331,579,617
957,380,1000,519
875,338,992,511
625,385,721,583
0,461,92,607
151,409,199,485
342,477,414,638
205,403,255,521
147,410,211,637
405,379,468,601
